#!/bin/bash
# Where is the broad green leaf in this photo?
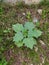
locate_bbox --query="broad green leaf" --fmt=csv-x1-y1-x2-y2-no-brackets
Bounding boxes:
12,23,24,32
32,29,42,38
13,32,23,43
24,22,35,30
28,29,42,38
23,38,37,49
15,42,23,47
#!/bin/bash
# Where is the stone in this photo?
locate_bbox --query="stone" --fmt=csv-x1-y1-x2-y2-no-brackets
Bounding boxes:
34,46,38,52
40,63,42,65
3,0,42,5
37,9,42,15
42,57,45,64
22,12,26,16
39,40,46,45
3,0,17,4
30,64,33,65
25,0,42,5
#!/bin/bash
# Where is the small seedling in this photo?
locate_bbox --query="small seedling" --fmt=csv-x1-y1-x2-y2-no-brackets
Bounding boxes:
12,22,42,49
26,11,32,21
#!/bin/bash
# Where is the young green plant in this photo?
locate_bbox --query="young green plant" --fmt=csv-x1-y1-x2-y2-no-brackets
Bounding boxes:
12,22,42,49
26,11,32,22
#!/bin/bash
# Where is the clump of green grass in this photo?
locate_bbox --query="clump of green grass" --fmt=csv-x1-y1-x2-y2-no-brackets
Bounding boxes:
0,7,3,15
39,0,49,6
0,57,8,65
41,9,49,19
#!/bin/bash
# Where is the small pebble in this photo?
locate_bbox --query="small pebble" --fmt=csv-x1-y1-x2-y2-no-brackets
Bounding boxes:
37,9,42,15
39,40,45,45
30,64,33,65
22,13,26,16
34,46,38,52
42,57,45,64
40,63,42,65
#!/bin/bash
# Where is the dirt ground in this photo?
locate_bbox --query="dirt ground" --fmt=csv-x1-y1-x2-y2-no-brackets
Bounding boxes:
0,2,49,65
